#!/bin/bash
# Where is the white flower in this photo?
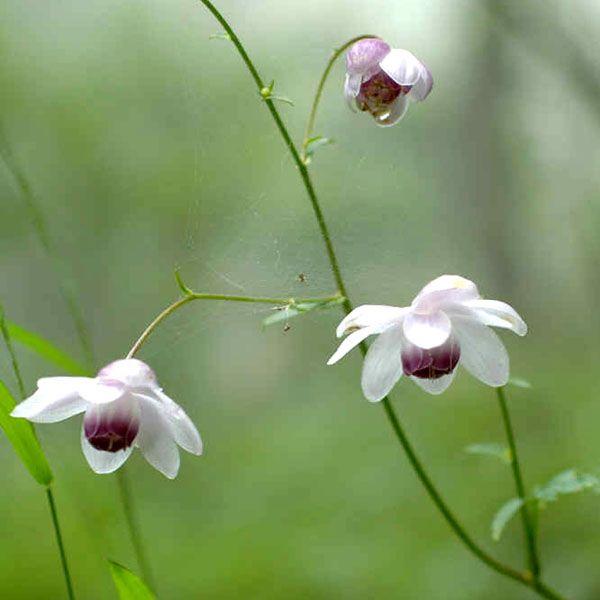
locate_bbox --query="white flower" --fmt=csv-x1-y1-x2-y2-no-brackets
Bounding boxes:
327,275,527,400
345,37,433,126
11,359,202,478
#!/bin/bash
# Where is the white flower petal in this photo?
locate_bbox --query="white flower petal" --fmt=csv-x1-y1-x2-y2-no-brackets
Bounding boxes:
136,398,180,479
344,73,362,109
37,376,93,389
335,305,406,338
403,310,451,349
453,316,509,387
78,380,125,405
361,325,404,402
408,63,433,102
327,327,375,365
410,371,456,395
11,378,91,423
81,425,133,474
379,49,422,86
462,299,527,336
143,390,203,456
413,275,480,312
97,359,157,388
375,95,410,127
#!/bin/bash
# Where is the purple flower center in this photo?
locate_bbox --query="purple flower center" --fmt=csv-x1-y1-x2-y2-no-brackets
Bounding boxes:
356,71,412,116
84,409,139,453
401,338,460,380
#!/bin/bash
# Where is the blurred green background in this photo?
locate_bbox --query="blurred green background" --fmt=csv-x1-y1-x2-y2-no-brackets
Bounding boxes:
2,0,600,598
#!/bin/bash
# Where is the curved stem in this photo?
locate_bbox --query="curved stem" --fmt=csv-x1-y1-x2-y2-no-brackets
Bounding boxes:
194,3,566,598
116,468,155,591
378,395,528,585
497,386,540,576
301,34,374,161
46,487,76,600
126,291,341,358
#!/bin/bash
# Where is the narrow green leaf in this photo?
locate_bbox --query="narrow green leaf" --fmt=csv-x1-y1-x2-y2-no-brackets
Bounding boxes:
534,469,600,505
208,32,231,41
465,442,512,464
508,377,532,389
5,322,90,376
304,135,334,159
491,497,524,541
0,380,53,485
262,297,344,329
109,561,155,600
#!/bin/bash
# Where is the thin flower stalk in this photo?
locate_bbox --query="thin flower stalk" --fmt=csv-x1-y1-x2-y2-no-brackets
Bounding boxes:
497,386,540,578
193,3,566,598
301,34,375,161
127,288,343,359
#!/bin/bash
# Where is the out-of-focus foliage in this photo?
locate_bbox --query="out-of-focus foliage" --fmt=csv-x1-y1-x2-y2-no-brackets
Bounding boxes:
5,322,90,376
109,561,155,600
0,380,53,485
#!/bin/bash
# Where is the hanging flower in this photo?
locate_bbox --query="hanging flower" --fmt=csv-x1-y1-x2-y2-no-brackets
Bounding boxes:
327,275,527,399
11,359,202,478
344,37,433,126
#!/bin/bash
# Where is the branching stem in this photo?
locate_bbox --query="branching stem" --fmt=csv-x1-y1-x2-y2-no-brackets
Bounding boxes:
126,289,342,358
194,3,567,598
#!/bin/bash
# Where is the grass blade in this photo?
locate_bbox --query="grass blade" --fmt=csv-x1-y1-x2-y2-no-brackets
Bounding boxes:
5,321,90,376
109,561,155,600
0,380,53,485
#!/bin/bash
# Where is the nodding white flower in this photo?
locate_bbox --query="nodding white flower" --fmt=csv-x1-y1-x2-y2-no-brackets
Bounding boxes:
344,37,433,127
328,275,527,400
11,359,202,478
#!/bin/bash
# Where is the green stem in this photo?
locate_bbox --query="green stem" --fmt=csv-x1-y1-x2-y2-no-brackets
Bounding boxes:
0,306,27,399
1,307,76,599
378,395,528,584
126,291,341,358
194,3,568,599
497,386,541,576
46,487,76,600
301,34,374,161
0,123,95,370
116,468,155,591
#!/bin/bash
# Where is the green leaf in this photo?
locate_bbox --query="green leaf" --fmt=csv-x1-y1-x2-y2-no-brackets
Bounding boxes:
208,32,231,41
270,95,294,106
304,136,334,161
262,297,344,329
0,380,53,485
465,443,512,464
508,377,532,389
5,321,90,376
109,561,155,600
534,469,600,505
491,497,524,541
